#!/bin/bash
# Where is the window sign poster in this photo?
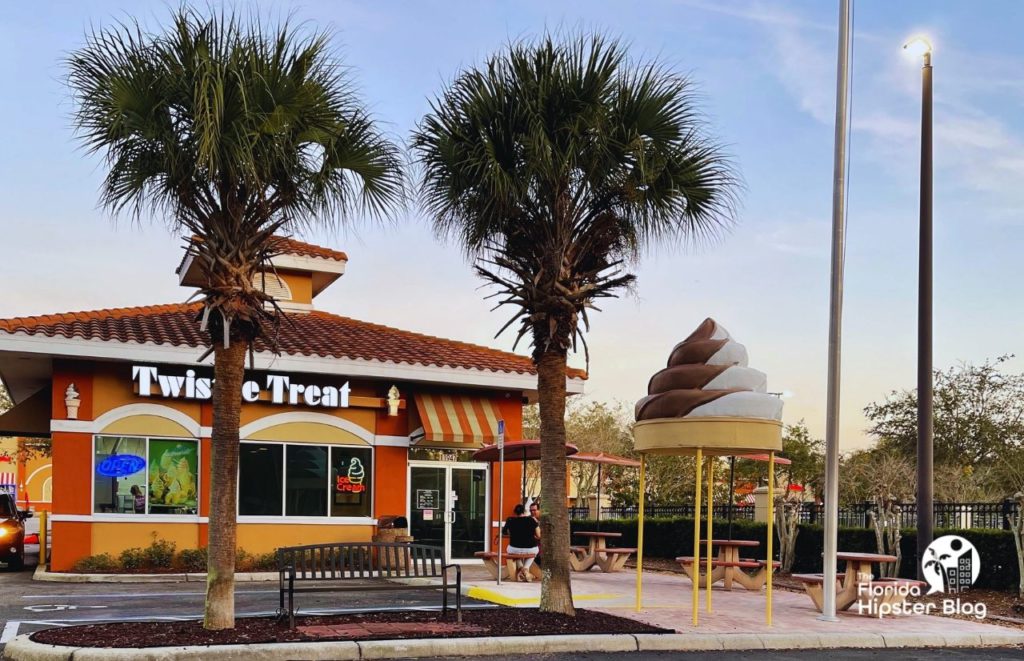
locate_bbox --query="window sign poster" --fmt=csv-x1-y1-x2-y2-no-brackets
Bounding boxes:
423,509,434,521
148,440,198,513
416,489,438,510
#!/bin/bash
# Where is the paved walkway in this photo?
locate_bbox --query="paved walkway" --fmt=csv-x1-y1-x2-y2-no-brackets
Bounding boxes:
458,565,1024,644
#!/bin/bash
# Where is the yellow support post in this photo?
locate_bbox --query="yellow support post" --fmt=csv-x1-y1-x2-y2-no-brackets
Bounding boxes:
692,448,702,626
705,456,713,613
636,454,646,612
39,510,47,567
766,451,775,626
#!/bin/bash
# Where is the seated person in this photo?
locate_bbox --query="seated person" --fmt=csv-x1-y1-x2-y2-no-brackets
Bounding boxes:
529,501,542,567
502,503,540,581
130,485,145,514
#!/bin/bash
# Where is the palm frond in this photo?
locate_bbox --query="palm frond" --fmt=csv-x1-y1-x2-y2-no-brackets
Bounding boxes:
68,8,405,348
413,31,739,363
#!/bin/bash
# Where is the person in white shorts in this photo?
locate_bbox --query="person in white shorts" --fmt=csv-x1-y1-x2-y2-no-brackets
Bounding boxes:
502,503,540,581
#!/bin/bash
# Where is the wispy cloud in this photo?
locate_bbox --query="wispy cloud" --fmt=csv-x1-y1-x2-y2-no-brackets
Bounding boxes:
724,0,1024,222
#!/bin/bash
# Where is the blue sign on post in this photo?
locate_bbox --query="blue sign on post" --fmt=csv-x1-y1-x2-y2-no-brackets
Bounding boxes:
497,420,505,449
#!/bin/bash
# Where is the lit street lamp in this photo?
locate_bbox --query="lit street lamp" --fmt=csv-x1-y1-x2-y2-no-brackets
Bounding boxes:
904,36,933,579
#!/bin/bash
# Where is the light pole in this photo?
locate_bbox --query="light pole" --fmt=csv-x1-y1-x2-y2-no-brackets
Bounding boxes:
904,36,933,579
821,0,852,621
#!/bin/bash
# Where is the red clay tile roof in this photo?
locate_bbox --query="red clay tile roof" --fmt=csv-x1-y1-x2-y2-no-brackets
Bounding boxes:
175,236,348,275
268,236,348,262
0,303,587,380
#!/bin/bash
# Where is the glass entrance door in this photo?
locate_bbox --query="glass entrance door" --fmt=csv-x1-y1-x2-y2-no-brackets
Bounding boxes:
409,463,488,562
450,468,487,560
409,466,446,552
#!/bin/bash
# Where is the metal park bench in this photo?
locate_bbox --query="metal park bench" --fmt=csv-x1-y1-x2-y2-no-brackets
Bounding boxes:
276,541,462,628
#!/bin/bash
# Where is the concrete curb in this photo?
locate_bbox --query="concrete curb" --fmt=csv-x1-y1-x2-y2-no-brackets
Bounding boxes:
32,565,277,583
6,628,1024,660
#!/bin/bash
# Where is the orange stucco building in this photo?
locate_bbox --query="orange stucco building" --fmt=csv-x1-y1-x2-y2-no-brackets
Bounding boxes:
0,238,585,570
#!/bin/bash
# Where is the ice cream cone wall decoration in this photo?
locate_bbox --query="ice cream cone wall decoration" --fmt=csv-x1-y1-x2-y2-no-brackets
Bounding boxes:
387,385,401,417
65,383,81,420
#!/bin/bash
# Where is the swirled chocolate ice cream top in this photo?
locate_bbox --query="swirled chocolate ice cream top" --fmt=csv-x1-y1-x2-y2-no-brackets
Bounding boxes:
635,318,783,422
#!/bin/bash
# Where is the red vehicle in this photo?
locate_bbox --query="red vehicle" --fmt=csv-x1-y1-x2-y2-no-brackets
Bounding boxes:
0,492,31,570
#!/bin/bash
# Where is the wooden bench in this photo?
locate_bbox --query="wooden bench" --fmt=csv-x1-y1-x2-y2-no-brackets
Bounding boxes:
595,548,636,573
792,573,839,611
474,551,540,581
677,556,776,591
277,542,461,628
569,546,592,572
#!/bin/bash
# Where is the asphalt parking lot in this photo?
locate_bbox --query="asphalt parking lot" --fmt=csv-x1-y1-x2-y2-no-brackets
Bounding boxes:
0,549,491,652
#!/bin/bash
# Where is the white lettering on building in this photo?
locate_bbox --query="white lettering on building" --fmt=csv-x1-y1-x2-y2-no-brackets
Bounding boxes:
132,365,350,409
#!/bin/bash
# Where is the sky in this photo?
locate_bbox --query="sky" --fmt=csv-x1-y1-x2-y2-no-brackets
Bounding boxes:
1,0,1022,451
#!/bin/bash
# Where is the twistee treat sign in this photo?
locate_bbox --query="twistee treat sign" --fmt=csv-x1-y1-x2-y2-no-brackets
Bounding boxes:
132,365,351,409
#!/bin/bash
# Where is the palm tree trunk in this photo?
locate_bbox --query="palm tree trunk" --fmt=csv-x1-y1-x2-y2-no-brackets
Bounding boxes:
204,340,246,629
536,351,575,616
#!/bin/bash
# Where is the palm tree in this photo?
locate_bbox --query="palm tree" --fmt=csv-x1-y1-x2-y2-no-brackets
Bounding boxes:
67,9,403,629
413,33,737,615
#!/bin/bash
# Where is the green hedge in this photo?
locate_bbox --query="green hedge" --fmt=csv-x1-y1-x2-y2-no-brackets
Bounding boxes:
71,540,278,574
570,518,1020,591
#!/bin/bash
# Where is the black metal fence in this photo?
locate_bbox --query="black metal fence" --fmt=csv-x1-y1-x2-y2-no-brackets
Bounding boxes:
568,500,1018,531
568,504,755,522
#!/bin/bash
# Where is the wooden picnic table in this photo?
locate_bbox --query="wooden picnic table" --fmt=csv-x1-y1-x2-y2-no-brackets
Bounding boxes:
571,531,623,572
677,539,772,591
794,551,900,612
835,551,897,610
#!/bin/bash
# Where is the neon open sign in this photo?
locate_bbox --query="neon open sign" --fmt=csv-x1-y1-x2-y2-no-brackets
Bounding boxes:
97,454,146,478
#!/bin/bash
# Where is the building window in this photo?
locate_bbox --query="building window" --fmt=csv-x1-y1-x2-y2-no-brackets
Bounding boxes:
330,446,371,518
239,443,283,515
238,441,372,519
285,445,328,517
93,436,199,515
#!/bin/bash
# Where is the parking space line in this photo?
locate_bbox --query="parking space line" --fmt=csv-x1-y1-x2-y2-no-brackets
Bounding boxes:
22,590,279,600
1,621,21,644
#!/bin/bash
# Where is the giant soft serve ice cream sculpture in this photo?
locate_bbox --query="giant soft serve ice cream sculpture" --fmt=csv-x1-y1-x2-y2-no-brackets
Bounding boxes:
632,318,783,455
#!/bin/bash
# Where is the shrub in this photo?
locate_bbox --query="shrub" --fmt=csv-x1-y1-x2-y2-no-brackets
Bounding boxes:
252,551,278,572
235,548,254,572
72,553,118,572
142,539,176,569
174,547,207,573
118,547,146,571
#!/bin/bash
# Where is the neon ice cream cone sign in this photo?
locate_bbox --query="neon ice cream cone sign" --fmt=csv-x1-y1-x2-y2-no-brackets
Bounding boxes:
336,457,366,493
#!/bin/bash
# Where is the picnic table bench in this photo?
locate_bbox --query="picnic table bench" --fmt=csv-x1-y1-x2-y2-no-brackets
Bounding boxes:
677,556,779,590
675,540,777,591
277,541,461,628
474,551,540,581
794,552,923,613
572,531,635,572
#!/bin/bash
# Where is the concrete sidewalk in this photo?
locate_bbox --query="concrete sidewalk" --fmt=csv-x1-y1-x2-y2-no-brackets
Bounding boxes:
458,565,1024,648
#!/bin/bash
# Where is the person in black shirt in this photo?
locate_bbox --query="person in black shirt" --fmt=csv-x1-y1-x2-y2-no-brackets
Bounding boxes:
502,503,540,581
529,501,542,567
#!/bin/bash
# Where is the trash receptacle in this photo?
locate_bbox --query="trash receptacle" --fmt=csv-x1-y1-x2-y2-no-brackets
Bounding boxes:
373,515,413,569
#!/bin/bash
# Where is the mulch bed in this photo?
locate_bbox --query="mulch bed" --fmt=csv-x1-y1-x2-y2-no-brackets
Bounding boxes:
31,608,670,648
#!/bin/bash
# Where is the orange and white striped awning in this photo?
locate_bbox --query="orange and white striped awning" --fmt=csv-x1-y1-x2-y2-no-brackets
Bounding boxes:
413,394,502,446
